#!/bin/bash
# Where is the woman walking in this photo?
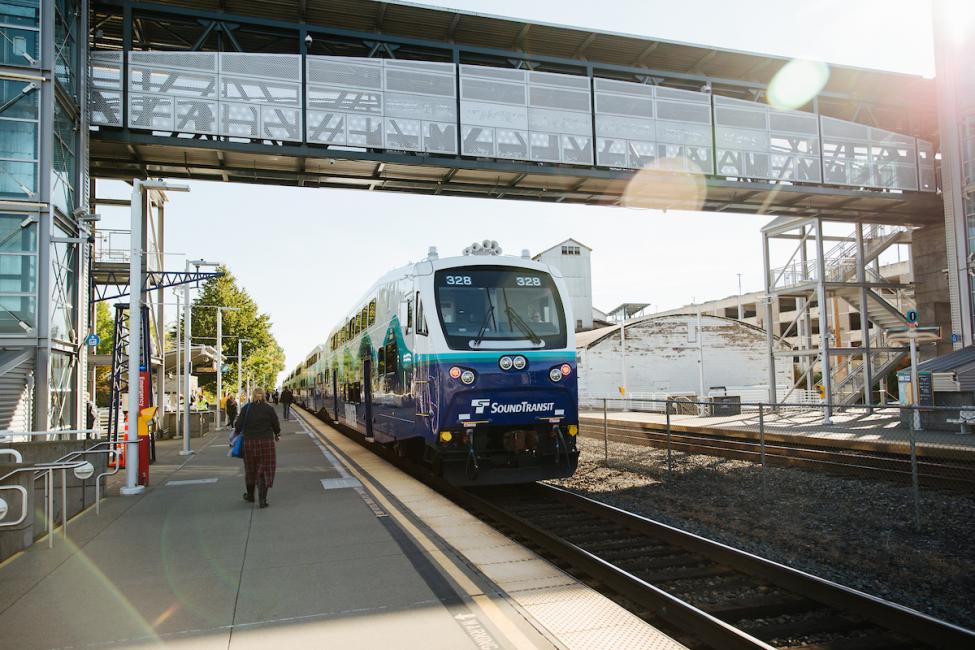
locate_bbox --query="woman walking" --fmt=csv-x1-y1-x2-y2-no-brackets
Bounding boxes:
235,387,280,508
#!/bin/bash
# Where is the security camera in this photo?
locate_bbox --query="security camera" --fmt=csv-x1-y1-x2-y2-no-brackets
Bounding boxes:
304,34,313,45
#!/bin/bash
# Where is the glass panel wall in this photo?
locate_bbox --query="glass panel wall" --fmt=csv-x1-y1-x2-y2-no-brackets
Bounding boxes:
50,221,76,344
0,78,38,199
0,212,36,334
53,0,78,100
51,100,76,214
0,1,39,68
49,350,75,430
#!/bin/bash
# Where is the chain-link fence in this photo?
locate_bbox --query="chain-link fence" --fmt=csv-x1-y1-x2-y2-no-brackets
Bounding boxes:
578,396,975,531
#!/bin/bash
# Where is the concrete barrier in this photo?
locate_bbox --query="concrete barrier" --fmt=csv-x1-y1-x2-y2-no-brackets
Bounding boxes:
0,441,109,559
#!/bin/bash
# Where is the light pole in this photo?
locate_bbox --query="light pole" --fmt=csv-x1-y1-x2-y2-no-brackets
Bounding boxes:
213,307,241,428
181,259,220,456
737,273,744,320
238,337,252,402
122,180,189,497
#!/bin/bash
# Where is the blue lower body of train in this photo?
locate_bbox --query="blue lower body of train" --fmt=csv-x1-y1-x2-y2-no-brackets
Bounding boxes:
300,353,579,485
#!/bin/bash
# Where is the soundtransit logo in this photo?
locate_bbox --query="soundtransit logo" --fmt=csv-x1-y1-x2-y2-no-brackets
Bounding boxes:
470,399,554,415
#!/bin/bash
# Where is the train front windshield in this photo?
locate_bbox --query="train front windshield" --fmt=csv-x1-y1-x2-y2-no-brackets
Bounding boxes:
435,268,567,350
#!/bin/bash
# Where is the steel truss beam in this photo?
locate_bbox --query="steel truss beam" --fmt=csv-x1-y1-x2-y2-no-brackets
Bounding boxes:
91,270,223,303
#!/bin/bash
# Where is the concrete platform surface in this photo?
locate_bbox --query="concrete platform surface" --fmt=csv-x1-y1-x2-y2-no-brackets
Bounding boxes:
0,404,684,650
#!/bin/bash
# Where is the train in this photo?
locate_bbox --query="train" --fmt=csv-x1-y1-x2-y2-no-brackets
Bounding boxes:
283,241,580,485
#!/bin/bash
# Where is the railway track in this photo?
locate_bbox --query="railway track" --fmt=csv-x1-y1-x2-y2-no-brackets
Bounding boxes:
580,421,975,491
298,408,975,650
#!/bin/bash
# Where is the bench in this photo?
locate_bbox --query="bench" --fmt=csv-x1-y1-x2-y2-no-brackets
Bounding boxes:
945,410,975,435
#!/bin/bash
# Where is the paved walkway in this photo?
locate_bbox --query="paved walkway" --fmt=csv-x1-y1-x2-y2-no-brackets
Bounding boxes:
0,404,684,650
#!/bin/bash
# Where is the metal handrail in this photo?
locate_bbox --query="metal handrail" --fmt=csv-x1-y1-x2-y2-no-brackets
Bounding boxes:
0,438,137,547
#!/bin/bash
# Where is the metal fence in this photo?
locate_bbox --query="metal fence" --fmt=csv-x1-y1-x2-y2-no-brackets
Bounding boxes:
578,397,975,532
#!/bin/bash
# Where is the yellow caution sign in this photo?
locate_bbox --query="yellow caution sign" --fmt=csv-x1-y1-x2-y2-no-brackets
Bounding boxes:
138,406,157,437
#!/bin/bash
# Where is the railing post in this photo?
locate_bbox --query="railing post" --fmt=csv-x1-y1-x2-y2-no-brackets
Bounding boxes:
47,471,53,548
909,410,921,531
666,399,673,478
61,468,67,541
759,403,767,496
602,398,608,464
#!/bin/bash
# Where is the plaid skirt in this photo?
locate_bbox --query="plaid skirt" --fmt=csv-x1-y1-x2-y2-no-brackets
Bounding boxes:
243,437,277,488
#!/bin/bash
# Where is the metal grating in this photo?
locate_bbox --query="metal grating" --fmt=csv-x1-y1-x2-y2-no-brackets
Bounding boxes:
461,64,592,165
90,50,123,127
306,56,457,154
822,116,920,190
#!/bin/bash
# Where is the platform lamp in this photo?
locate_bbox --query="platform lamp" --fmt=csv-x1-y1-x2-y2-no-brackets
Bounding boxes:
122,180,189,497
182,259,221,456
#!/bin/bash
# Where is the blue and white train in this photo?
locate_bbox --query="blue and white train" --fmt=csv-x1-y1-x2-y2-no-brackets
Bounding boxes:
284,241,580,485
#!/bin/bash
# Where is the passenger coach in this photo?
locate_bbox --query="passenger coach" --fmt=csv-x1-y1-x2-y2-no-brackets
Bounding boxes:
285,241,580,485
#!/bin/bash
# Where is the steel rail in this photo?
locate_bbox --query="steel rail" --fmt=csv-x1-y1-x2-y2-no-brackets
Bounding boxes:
581,422,975,490
297,406,975,650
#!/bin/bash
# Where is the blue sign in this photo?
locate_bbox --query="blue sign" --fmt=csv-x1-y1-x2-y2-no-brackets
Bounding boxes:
906,309,919,324
85,333,100,347
952,333,961,343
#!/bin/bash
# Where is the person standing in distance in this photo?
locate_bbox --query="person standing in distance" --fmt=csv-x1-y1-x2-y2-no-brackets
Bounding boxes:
280,386,294,421
236,387,280,508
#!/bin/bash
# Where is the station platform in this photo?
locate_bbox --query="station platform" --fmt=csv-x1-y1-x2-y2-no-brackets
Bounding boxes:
580,407,975,459
0,404,683,649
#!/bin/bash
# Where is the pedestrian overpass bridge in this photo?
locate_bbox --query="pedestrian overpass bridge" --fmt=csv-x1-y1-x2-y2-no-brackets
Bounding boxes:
87,0,944,226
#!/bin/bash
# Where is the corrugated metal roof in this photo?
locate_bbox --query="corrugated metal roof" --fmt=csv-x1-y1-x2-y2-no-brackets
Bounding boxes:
913,346,975,373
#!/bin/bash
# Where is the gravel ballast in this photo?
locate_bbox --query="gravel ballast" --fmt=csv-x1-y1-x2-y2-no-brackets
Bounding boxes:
549,436,975,628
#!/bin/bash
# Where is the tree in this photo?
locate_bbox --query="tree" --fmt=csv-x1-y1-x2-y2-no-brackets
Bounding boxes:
93,301,115,405
182,266,285,397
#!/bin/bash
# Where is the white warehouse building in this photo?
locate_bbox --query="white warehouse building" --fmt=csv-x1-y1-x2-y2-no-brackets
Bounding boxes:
577,314,793,400
534,239,594,331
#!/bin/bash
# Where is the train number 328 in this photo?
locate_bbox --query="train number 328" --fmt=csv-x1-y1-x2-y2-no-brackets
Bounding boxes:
445,275,472,285
516,276,541,286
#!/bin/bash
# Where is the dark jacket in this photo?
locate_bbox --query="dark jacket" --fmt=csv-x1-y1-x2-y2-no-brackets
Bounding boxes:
280,389,294,404
226,399,238,423
234,401,280,439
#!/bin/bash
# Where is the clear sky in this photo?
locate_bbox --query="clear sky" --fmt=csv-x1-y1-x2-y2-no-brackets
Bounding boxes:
96,0,936,382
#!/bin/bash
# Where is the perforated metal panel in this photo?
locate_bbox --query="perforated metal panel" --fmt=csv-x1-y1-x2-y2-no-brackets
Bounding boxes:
461,64,591,164
713,95,821,182
595,79,712,171
821,116,919,190
307,56,457,154
90,50,123,127
126,52,301,141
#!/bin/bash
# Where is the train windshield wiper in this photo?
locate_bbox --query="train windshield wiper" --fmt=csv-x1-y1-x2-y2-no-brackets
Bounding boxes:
501,289,542,344
472,302,496,347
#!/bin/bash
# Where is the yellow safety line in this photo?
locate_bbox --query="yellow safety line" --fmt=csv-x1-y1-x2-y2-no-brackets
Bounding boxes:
301,413,540,650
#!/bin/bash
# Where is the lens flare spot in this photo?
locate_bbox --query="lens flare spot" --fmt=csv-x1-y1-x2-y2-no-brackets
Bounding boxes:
768,59,830,111
621,156,706,212
153,603,181,628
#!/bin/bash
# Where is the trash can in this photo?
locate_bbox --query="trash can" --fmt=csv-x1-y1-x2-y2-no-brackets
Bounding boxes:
706,395,741,416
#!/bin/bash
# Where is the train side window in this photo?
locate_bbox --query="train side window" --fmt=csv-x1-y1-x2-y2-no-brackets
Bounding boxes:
416,292,428,336
368,300,376,326
377,345,386,375
406,298,414,333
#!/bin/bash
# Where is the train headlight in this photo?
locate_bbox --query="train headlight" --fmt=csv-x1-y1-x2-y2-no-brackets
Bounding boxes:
549,367,563,382
498,356,513,370
460,370,476,385
512,355,527,370
449,366,462,379
567,425,578,437
439,431,453,443
560,363,572,376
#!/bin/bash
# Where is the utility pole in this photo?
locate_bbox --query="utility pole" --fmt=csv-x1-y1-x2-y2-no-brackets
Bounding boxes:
181,259,219,456
216,309,222,428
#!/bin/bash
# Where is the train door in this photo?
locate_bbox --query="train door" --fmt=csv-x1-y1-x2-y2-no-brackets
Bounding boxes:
363,357,374,439
332,372,338,420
